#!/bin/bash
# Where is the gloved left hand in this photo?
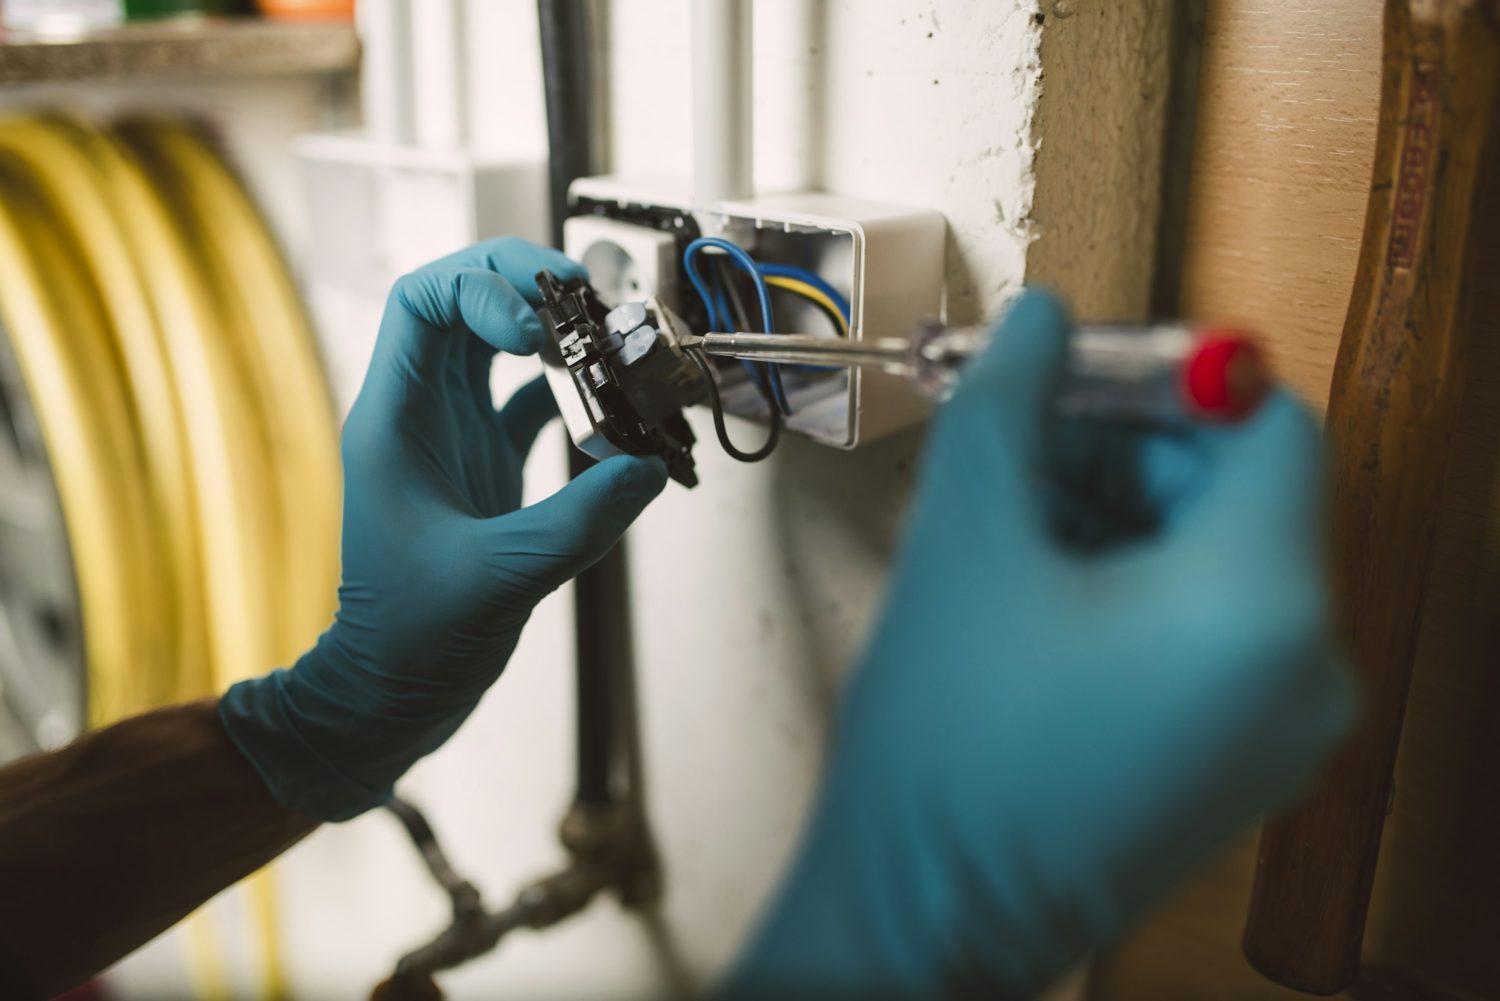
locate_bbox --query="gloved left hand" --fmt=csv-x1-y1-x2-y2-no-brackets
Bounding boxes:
717,292,1354,999
221,238,668,821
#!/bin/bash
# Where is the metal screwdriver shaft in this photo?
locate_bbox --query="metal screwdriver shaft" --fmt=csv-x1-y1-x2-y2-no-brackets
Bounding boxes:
679,322,1270,424
690,332,915,369
681,322,987,398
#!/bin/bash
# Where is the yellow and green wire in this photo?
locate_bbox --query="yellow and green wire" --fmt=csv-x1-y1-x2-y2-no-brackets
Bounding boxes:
762,274,850,338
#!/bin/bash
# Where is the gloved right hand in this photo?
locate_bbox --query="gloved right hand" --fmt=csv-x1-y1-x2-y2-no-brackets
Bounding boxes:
719,292,1356,1000
221,238,667,823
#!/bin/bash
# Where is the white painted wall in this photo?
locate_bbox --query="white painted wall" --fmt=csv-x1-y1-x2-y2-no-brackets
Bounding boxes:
78,2,1072,998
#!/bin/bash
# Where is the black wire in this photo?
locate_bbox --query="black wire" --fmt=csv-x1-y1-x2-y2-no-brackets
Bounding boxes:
712,255,784,411
717,255,755,331
687,347,782,462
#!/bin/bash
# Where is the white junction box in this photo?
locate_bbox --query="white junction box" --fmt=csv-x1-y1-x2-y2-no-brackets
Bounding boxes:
564,176,946,449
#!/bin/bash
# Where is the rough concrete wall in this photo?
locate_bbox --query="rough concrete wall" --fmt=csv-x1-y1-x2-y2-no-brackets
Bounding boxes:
1026,0,1175,322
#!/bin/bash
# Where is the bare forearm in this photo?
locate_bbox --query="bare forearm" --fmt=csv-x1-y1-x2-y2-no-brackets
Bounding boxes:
0,698,317,999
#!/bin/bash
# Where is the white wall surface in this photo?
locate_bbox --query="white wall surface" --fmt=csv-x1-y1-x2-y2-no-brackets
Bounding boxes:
73,2,1078,998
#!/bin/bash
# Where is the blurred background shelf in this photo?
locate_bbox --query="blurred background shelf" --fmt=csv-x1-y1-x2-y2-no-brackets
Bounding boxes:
0,19,358,85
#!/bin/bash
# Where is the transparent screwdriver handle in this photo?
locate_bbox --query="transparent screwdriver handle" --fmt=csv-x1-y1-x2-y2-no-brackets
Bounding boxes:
908,321,1268,425
691,321,1268,425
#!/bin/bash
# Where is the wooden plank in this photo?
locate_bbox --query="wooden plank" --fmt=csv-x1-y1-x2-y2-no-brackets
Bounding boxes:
1092,0,1500,996
1176,2,1381,407
0,20,357,85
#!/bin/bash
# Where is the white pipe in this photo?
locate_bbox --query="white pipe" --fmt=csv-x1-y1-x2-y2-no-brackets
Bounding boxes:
358,0,417,146
692,0,754,207
412,0,470,150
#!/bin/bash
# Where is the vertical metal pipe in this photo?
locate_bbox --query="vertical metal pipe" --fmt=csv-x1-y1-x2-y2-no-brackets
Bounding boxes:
538,0,594,248
537,0,619,809
692,0,755,207
565,462,627,809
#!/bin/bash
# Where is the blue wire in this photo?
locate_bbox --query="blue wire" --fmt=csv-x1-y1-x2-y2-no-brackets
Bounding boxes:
755,262,852,322
684,237,791,416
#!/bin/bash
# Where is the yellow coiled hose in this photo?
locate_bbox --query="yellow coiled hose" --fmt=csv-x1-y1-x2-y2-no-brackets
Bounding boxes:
0,158,168,724
119,118,341,667
0,115,341,1000
0,119,205,712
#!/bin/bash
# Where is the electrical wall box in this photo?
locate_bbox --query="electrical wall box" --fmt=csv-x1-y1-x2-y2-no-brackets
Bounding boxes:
565,176,946,449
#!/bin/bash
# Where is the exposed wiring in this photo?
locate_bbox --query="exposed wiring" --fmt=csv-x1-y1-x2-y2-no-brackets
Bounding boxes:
756,261,852,321
683,237,792,415
763,275,850,337
684,237,774,332
718,256,802,402
682,242,855,443
687,346,782,462
710,255,774,404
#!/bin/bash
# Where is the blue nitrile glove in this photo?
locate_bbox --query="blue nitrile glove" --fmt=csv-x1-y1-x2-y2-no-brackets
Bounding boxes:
718,292,1356,1000
221,238,668,822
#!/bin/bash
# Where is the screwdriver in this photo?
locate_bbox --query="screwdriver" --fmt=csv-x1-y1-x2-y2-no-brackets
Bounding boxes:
677,321,1272,425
